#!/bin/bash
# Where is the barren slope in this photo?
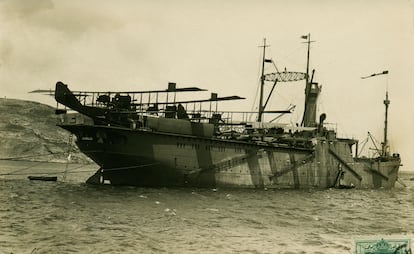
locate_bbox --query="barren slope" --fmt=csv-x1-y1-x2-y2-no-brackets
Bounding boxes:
0,98,89,163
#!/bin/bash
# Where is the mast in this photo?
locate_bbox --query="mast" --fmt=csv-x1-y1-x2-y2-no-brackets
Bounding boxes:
361,70,390,157
258,38,269,122
301,34,319,127
255,38,307,123
301,33,311,127
382,90,390,157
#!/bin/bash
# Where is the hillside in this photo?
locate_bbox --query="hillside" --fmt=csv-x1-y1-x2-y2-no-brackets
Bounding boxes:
0,98,89,163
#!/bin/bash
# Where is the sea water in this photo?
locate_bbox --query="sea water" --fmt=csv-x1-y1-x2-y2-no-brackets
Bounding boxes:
0,160,413,254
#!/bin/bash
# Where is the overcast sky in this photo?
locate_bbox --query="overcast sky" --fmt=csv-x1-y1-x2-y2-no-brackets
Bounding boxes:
1,0,413,170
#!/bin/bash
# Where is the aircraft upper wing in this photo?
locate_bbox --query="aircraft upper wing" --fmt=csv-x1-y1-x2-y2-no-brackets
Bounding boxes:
131,95,245,105
30,87,206,95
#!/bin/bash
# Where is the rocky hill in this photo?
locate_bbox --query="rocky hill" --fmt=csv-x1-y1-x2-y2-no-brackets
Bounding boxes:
0,98,89,163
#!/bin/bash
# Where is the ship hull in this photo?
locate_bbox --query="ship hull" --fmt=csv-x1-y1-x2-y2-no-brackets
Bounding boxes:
61,124,400,189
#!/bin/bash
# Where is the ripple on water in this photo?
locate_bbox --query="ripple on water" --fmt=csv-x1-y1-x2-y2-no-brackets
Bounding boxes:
1,172,414,253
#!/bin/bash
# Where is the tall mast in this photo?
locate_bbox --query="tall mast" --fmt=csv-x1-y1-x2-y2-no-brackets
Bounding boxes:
382,89,390,157
361,70,390,157
301,33,318,127
302,33,311,127
258,38,269,122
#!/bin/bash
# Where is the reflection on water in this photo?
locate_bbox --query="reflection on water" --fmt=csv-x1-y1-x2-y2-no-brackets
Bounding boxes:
0,161,413,253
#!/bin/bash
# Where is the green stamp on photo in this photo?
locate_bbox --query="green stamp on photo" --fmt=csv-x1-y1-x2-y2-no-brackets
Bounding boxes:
355,238,411,254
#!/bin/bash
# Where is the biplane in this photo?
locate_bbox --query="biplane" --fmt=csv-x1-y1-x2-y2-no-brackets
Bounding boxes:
31,80,295,130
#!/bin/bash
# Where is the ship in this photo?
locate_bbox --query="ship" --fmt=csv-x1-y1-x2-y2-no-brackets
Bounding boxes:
39,35,401,189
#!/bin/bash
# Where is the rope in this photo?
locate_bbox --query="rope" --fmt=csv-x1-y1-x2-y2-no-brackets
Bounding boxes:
0,152,66,161
0,131,96,179
102,162,160,172
63,134,74,182
0,161,47,176
0,163,95,176
0,151,70,177
0,169,95,176
357,136,369,157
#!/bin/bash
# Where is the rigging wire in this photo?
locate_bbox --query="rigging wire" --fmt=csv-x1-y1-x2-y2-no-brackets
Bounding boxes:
0,166,96,176
0,150,95,177
0,160,48,176
357,138,369,157
249,47,265,121
249,38,309,123
367,132,382,157
63,134,73,182
0,152,66,161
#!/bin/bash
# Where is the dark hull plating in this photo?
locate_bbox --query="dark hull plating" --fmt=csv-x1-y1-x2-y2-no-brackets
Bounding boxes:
61,124,401,189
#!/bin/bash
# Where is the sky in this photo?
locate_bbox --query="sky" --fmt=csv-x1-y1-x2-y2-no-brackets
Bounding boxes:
1,0,413,170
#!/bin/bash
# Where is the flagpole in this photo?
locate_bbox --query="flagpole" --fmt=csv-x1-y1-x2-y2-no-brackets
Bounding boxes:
305,33,310,83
